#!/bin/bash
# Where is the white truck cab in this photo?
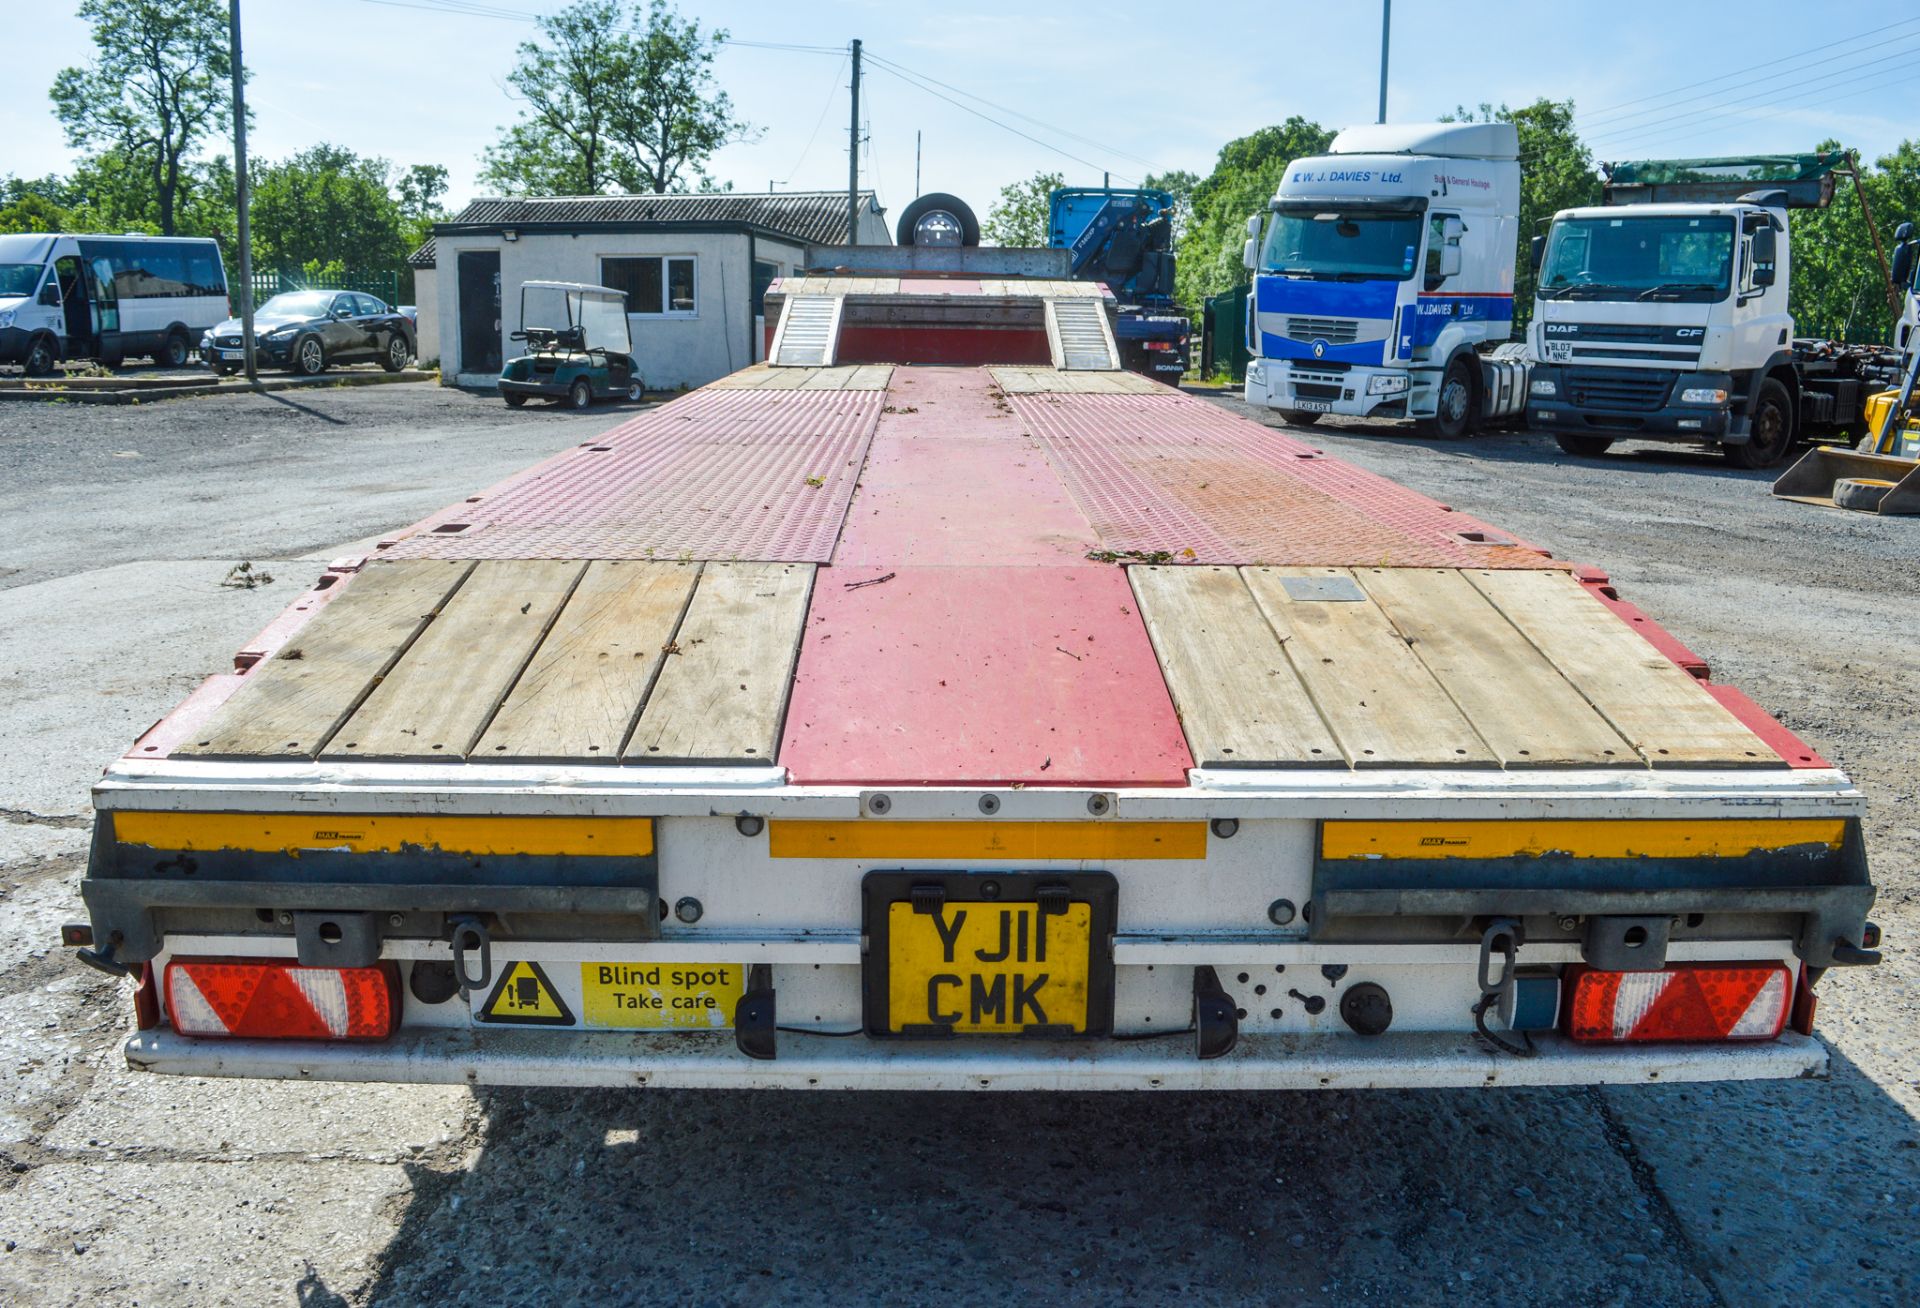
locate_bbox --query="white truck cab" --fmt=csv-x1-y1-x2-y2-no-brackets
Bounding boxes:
1241,122,1526,437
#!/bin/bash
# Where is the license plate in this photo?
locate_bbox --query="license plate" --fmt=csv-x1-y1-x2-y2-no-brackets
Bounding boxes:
863,871,1117,1036
218,349,242,360
1544,341,1573,362
1292,399,1333,412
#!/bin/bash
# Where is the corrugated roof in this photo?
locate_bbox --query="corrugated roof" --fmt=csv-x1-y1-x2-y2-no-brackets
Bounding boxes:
410,191,883,266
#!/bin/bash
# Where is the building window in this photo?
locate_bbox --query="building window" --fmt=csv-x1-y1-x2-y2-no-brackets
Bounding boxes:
602,255,697,316
751,259,781,318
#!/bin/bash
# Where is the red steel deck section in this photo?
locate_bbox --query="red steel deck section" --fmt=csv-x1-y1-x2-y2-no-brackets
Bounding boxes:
833,367,1098,566
1013,391,1563,568
380,389,882,563
781,565,1193,787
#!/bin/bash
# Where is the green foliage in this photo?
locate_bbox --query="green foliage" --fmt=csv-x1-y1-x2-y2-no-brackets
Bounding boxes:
481,0,753,196
0,192,72,235
50,0,235,236
1178,117,1335,308
1444,100,1600,331
249,144,409,274
983,171,1065,247
1791,139,1920,344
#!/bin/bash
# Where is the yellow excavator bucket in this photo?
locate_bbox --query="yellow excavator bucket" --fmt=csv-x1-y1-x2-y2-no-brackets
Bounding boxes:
1773,388,1920,515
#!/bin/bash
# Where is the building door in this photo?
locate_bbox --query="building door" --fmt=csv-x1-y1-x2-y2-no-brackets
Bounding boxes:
458,251,502,375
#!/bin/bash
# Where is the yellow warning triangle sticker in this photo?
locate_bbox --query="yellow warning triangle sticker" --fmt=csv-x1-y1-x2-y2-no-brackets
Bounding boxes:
478,961,575,1026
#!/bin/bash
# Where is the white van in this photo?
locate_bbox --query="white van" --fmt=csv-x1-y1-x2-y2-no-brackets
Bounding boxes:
0,232,230,375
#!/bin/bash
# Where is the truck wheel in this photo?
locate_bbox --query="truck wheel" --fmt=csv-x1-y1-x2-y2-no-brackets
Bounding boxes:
894,192,981,248
1725,378,1793,469
1832,477,1895,512
23,333,58,377
568,378,593,410
1281,410,1322,426
1415,355,1475,439
1554,434,1614,457
158,330,190,368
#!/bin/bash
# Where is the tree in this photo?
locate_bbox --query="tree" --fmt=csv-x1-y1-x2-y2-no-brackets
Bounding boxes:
984,171,1064,247
609,0,753,194
0,193,71,236
481,0,753,196
1445,100,1600,330
480,0,625,195
248,144,408,274
396,163,451,251
1178,117,1335,307
50,0,234,236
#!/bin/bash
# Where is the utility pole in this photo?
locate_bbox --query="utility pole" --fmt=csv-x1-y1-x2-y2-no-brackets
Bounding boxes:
847,38,862,246
914,130,921,199
1377,0,1391,124
228,0,256,382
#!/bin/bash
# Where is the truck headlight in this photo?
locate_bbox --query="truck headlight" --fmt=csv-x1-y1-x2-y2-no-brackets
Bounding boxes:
1529,378,1557,396
1681,387,1729,404
1367,373,1409,395
0,309,14,330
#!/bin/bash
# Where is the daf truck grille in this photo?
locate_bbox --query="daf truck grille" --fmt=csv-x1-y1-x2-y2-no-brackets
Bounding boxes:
1286,317,1360,344
1565,367,1673,412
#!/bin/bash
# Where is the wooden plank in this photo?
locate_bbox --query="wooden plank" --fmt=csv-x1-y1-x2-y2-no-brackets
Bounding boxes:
624,562,814,765
472,561,699,762
1130,567,1338,767
177,561,474,759
1357,568,1637,768
325,560,585,761
1467,570,1779,767
1244,567,1497,768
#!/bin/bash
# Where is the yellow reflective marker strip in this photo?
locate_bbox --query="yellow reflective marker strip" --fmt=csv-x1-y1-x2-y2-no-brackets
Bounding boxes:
1321,818,1847,861
112,811,654,858
769,820,1206,861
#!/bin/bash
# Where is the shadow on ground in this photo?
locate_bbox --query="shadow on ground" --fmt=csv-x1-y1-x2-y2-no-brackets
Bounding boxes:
347,1044,1917,1307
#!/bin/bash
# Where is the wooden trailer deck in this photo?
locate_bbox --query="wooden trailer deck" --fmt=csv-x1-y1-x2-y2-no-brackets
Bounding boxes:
165,360,1798,785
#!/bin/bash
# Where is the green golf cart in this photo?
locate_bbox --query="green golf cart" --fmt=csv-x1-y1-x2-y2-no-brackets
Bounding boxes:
498,280,644,409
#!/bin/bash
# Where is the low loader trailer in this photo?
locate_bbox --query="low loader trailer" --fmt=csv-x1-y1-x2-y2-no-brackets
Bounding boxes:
69,270,1881,1092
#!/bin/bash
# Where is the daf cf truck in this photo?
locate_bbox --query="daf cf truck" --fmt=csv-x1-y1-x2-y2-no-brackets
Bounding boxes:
1241,122,1528,437
1526,154,1902,468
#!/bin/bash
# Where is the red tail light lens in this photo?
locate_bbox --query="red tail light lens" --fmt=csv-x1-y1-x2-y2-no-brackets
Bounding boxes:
1566,963,1791,1043
165,959,400,1040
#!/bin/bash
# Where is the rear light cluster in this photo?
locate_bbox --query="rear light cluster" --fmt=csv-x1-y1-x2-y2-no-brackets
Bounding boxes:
1566,963,1790,1044
165,959,400,1040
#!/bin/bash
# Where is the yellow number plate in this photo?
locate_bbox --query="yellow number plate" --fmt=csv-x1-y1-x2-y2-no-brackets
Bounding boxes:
886,901,1093,1034
580,962,743,1030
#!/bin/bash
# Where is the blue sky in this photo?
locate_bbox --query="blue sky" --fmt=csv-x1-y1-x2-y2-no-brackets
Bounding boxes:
9,0,1920,218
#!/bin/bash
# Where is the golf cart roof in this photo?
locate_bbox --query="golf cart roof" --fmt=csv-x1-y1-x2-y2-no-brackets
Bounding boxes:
523,280,624,297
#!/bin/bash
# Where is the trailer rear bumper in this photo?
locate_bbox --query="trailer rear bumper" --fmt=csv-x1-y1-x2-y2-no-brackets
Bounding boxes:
122,1026,1827,1091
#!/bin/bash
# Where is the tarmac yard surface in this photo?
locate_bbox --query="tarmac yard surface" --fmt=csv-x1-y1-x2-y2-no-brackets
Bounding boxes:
0,383,1915,1305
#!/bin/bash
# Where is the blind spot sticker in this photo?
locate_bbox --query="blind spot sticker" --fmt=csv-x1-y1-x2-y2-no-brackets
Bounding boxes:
478,960,574,1026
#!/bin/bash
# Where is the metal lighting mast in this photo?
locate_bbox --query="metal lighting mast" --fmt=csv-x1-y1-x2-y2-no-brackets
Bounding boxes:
1377,0,1391,124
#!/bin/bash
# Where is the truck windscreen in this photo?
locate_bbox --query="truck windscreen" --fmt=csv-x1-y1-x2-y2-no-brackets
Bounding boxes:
1261,208,1423,281
0,264,41,298
1540,215,1734,302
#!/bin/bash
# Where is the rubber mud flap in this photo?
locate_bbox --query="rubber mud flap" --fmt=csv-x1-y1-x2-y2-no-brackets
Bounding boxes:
1192,966,1239,1060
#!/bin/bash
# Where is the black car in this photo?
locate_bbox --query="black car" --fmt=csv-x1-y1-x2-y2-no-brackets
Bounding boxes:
200,289,415,376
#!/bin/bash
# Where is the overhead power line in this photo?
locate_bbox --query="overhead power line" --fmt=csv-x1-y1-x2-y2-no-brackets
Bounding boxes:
1587,63,1920,160
1575,13,1920,127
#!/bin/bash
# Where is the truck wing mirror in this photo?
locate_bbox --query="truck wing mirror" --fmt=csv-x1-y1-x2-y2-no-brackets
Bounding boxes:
1441,216,1465,241
1752,226,1777,287
1242,237,1259,271
1246,213,1263,239
1895,221,1914,244
1439,243,1463,279
1528,235,1546,274
38,283,60,307
1893,240,1915,292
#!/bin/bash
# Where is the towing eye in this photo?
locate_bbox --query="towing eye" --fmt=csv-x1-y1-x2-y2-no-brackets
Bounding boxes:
447,916,493,995
1472,917,1536,1058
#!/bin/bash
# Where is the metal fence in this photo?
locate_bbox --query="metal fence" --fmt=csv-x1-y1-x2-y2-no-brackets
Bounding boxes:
246,269,403,308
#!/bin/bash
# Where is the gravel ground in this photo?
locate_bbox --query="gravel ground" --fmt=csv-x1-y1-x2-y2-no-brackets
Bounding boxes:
0,383,1914,1306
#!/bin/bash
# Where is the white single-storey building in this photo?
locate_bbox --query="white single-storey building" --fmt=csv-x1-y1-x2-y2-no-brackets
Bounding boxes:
410,191,890,390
